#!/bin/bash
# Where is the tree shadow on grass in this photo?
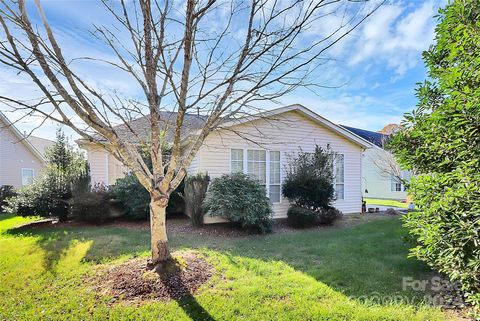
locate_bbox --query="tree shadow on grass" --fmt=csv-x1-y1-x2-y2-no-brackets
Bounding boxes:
156,260,215,321
5,216,434,307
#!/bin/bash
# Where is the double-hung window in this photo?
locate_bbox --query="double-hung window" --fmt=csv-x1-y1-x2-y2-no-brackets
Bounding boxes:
334,154,345,200
21,168,34,186
231,148,281,203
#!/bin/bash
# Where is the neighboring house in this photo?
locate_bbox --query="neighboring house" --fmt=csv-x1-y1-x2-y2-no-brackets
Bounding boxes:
342,125,409,201
78,105,373,223
0,112,54,188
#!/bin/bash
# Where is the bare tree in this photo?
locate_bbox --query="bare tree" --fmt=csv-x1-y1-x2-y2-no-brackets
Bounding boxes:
0,0,382,267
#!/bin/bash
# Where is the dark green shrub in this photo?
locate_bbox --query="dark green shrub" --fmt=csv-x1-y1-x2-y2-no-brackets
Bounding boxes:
6,178,69,218
0,185,16,213
319,207,342,225
111,173,185,220
388,1,480,310
184,173,210,226
6,129,87,220
287,206,317,228
71,184,110,224
111,174,150,220
203,173,273,233
282,146,341,226
282,145,335,212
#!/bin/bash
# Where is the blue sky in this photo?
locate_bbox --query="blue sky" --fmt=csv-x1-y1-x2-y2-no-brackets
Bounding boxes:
0,0,445,140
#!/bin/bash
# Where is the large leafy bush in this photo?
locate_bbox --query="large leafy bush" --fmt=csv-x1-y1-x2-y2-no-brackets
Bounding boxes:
203,173,273,233
71,184,110,224
7,130,88,220
389,1,480,309
111,173,185,220
282,146,341,226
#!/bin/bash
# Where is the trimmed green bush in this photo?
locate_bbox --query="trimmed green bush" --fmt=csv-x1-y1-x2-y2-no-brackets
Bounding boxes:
287,206,317,228
110,174,149,220
111,173,185,220
203,173,273,233
71,184,110,224
282,145,335,212
319,207,343,225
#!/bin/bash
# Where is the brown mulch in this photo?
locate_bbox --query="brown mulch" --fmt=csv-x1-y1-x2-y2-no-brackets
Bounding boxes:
15,212,390,237
90,251,213,303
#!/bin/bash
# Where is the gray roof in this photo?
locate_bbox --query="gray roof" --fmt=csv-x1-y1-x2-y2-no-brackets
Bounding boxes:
112,111,206,143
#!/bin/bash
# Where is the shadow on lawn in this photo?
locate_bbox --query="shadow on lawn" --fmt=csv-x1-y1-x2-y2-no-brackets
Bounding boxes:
5,216,432,306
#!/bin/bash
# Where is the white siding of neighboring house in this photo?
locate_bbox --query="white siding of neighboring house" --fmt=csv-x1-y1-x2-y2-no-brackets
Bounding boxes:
361,146,408,200
192,110,365,223
0,120,45,188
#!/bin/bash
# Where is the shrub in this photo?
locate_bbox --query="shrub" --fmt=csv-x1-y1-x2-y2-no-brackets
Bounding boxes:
111,173,185,220
287,206,317,228
319,207,343,225
6,178,69,218
110,174,150,220
282,145,336,212
388,1,480,309
0,185,16,213
6,129,88,220
203,173,273,233
71,184,110,224
282,146,341,226
184,173,210,226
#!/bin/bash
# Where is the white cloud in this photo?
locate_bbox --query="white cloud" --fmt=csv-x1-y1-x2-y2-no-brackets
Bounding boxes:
349,1,438,76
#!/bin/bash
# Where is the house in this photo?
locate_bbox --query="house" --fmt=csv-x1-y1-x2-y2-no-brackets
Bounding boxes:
78,105,373,223
0,112,54,188
342,125,409,201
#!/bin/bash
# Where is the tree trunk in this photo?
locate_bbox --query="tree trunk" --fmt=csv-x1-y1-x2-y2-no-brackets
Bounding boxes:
149,194,170,268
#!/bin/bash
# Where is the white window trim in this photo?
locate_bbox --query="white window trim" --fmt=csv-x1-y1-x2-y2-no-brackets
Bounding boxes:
230,148,282,204
21,168,35,186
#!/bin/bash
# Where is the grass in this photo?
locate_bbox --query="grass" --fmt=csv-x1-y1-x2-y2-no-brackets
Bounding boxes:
365,198,409,208
0,214,453,320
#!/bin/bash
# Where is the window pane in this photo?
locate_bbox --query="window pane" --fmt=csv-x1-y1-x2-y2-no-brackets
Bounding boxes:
335,154,344,184
231,149,243,173
336,184,344,200
269,185,280,203
269,151,280,185
247,150,266,184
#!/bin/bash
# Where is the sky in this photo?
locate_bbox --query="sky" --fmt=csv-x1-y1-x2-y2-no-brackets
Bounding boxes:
0,0,446,140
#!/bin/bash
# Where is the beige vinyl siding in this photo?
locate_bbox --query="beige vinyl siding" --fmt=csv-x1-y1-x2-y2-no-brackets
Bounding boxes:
87,147,109,186
197,110,364,219
0,121,45,188
108,153,127,185
186,154,199,175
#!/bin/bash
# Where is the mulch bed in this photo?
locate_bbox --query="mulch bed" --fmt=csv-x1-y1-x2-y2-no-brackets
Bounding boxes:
90,251,214,303
14,212,390,237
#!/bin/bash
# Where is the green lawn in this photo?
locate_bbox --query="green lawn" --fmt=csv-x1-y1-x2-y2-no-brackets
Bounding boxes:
0,214,452,320
365,198,409,209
